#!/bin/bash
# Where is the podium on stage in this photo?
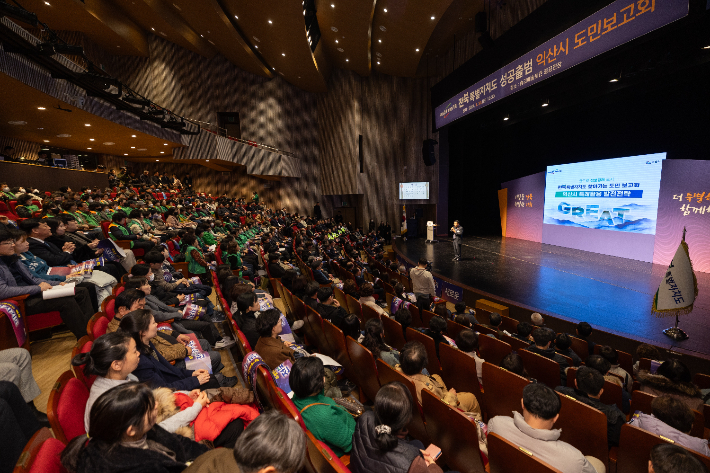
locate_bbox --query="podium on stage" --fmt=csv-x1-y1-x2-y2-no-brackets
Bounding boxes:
426,221,437,243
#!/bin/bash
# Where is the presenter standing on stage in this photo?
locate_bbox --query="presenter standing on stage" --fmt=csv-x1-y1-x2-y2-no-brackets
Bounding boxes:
451,220,463,261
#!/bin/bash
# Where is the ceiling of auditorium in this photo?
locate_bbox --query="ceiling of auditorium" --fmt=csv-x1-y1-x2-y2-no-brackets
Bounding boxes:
10,0,486,92
0,74,183,158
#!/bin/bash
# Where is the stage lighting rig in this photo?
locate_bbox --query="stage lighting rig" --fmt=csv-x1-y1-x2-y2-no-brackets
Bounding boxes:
121,92,151,107
37,42,84,56
0,1,38,26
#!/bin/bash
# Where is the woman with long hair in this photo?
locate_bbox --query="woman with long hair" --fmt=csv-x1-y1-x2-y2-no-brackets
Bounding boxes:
361,318,399,367
351,382,441,473
60,382,208,473
119,309,220,391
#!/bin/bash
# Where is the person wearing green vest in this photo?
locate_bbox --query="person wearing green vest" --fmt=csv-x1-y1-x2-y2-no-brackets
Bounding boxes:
252,191,259,205
290,357,355,457
108,211,157,252
183,233,211,285
1,183,15,199
14,193,39,218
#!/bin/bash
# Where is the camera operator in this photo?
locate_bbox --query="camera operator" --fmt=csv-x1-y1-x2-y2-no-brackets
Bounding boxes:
410,257,436,314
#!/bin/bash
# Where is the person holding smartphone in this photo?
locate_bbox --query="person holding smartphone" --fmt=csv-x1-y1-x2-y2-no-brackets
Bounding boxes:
350,382,445,473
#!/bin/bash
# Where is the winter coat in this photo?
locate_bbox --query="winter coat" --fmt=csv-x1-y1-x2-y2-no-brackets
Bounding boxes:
173,392,258,442
637,370,704,411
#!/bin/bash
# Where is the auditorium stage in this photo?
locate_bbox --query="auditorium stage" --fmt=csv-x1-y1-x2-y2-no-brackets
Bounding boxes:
393,236,710,360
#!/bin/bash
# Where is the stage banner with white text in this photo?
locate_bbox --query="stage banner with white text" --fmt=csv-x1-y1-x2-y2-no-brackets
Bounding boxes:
432,275,464,304
501,171,546,243
435,0,689,129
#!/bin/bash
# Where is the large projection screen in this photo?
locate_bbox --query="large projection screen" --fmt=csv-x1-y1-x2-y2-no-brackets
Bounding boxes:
541,153,665,262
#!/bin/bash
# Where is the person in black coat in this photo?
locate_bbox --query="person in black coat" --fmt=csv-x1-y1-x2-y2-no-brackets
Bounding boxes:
235,292,261,349
316,287,348,329
60,382,208,473
267,252,287,279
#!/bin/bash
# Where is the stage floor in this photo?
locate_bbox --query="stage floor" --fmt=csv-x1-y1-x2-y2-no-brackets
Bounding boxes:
394,236,710,358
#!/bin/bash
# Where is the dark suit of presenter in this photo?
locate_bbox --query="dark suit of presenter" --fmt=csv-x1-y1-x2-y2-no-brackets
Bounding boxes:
452,224,463,259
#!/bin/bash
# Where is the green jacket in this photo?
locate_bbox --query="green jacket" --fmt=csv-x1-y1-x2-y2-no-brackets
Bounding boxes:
291,392,355,456
185,245,206,274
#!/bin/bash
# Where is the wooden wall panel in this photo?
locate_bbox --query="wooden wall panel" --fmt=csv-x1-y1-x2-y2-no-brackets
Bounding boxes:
0,135,40,161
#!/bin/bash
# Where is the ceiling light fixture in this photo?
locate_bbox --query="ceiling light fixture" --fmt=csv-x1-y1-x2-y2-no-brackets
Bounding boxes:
45,1,50,5
160,151,165,154
84,123,90,126
255,45,258,49
37,106,45,110
206,160,210,162
235,15,238,19
89,138,94,141
124,153,128,155
609,78,619,82
331,3,334,7
131,135,136,137
542,100,549,107
416,48,419,52
377,61,380,64
431,16,435,20
384,8,387,12
268,20,272,24
156,159,159,161
87,148,91,150
702,45,710,49
378,39,381,43
131,146,135,149
503,115,510,121
43,140,49,142
282,53,285,56
151,28,155,31
335,40,338,43
346,59,349,62
164,143,168,145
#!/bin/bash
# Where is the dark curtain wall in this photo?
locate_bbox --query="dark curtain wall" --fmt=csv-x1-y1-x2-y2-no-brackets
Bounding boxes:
448,68,710,236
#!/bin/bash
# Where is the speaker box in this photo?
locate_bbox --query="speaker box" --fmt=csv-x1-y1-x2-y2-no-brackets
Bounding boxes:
422,139,437,166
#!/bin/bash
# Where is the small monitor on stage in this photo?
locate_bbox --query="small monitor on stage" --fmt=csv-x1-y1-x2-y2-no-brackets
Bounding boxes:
399,182,429,199
54,158,67,168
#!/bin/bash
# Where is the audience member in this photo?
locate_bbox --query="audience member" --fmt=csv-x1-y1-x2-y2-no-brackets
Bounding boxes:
576,322,595,358
184,411,306,473
637,358,703,411
359,282,386,317
397,341,481,419
341,313,363,342
351,381,443,473
303,281,320,310
362,318,400,367
290,357,355,457
317,286,348,329
632,395,710,457
555,366,625,447
586,355,630,413
555,333,582,366
526,327,570,385
61,382,209,473
1,381,43,470
500,353,528,378
254,308,296,369
598,345,632,393
513,321,534,343
420,315,450,358
633,343,663,376
455,329,484,385
531,312,545,327
482,312,504,338
451,301,477,325
648,443,708,473
488,383,604,473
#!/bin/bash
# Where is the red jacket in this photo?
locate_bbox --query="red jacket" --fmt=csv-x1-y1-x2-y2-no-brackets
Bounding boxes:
174,392,259,442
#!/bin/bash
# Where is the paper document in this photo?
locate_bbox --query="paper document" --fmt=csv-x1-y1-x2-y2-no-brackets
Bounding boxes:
314,353,341,368
42,282,76,300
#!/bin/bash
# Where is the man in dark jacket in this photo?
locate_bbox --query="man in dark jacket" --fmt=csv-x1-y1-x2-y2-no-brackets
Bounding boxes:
303,282,320,310
555,366,625,448
316,286,347,329
525,327,570,386
267,253,287,279
311,260,333,285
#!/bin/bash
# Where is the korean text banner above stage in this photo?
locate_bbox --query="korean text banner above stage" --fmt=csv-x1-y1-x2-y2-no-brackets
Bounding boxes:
434,0,689,129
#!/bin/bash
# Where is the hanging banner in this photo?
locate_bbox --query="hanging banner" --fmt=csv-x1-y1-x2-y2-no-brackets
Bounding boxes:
435,0,689,129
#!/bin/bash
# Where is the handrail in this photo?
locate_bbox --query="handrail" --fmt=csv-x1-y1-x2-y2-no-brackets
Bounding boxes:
203,128,297,159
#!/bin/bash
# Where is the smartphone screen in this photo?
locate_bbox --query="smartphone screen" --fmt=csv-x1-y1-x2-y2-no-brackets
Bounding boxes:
424,444,442,460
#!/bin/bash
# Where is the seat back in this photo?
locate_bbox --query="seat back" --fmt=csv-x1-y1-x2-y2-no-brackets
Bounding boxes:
235,330,252,360
13,427,67,473
47,370,89,444
499,315,519,334
70,336,95,389
405,327,442,376
421,309,437,328
421,389,485,473
322,319,356,384
519,350,561,388
333,287,348,310
407,304,421,325
568,335,591,361
566,367,624,412
438,342,483,411
292,296,307,321
361,304,381,325
482,362,530,419
87,313,109,340
474,324,497,337
268,382,307,430
254,365,275,410
346,336,380,402
283,288,297,320
304,307,331,355
445,319,468,342
556,391,609,471
479,335,512,366
375,359,430,445
381,316,407,351
100,221,110,239
345,295,362,320
488,432,563,473
101,296,116,319
305,430,352,473
617,424,674,473
499,333,531,351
